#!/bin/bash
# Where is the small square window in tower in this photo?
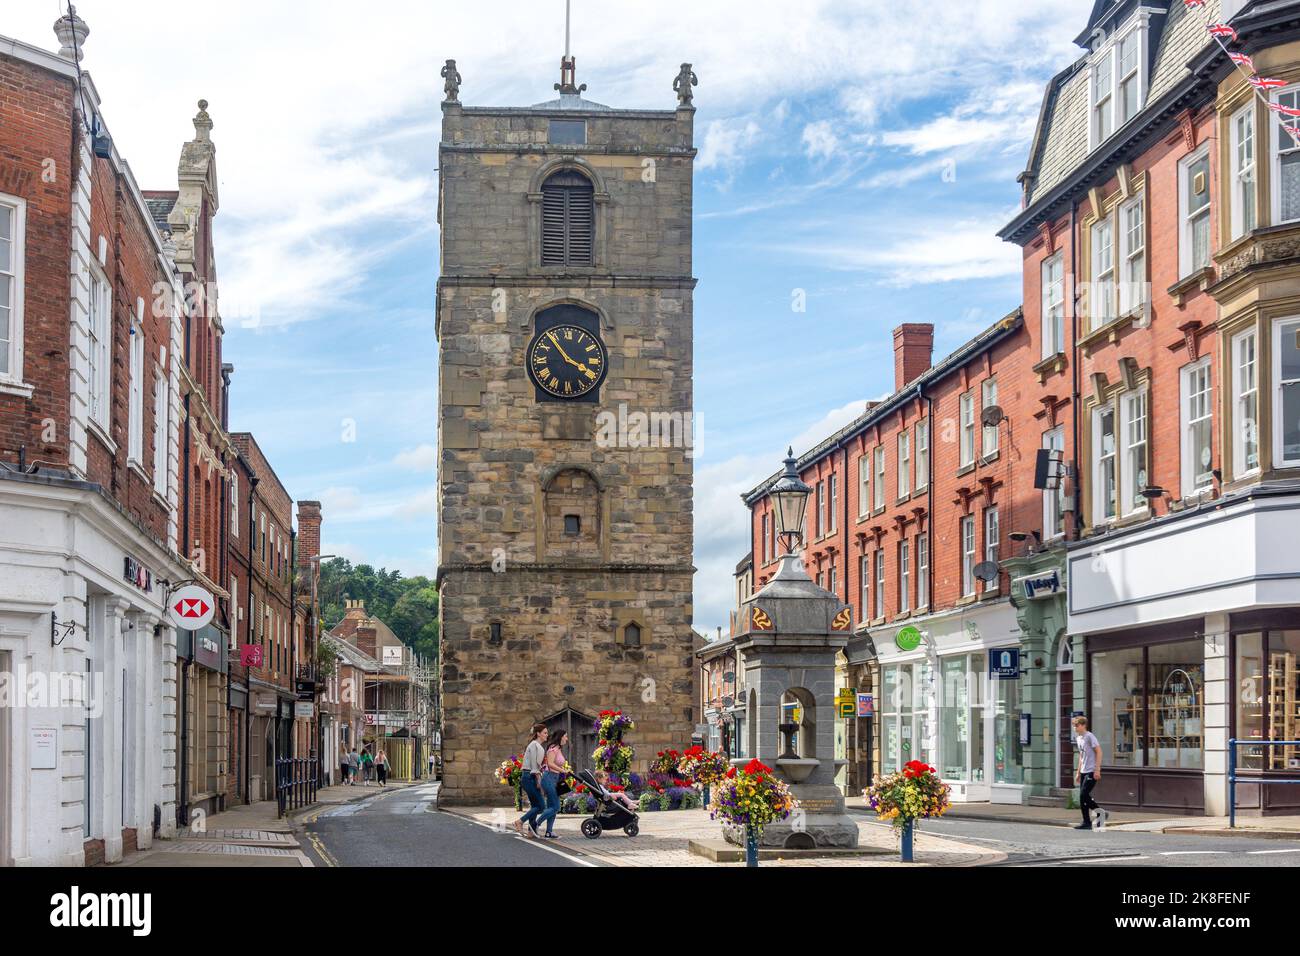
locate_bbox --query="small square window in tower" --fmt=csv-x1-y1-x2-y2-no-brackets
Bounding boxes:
544,468,600,558
622,622,641,647
541,170,594,266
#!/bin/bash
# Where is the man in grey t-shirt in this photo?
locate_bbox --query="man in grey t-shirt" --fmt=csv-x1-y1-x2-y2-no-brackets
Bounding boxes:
1073,716,1108,830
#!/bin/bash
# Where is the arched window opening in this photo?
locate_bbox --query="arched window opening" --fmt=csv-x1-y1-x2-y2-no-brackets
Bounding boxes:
541,170,594,266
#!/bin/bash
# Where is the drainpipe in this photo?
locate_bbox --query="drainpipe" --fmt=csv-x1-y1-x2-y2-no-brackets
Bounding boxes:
244,475,258,803
919,382,934,610
1069,198,1082,540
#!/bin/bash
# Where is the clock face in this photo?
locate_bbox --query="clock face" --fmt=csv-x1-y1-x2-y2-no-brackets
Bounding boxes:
527,324,607,399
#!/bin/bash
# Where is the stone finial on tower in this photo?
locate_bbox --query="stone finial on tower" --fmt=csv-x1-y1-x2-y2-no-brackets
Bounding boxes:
555,56,586,95
193,99,213,143
441,59,462,103
54,5,89,62
674,63,698,107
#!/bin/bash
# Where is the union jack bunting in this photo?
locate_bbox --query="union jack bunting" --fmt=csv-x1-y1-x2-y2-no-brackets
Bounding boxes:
1250,76,1289,91
1268,103,1300,118
1183,0,1205,7
1229,52,1255,71
1208,24,1238,40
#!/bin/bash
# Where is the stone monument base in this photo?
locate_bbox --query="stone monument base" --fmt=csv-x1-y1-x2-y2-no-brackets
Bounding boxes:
721,783,860,849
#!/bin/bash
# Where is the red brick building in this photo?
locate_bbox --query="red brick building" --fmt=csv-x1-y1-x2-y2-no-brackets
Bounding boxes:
0,10,193,864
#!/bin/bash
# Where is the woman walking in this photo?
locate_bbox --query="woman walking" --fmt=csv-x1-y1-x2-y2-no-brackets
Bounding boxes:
538,729,568,839
360,747,374,786
340,746,351,787
514,724,548,838
375,749,390,787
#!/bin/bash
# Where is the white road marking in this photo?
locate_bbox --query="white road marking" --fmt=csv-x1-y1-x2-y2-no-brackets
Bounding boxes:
1074,855,1149,863
1247,848,1300,855
1159,850,1227,856
454,813,596,867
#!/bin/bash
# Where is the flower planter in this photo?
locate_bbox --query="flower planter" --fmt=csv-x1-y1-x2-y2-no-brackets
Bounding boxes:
901,819,914,863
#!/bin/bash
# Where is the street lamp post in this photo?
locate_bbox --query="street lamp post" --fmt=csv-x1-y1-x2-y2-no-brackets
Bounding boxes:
770,446,812,556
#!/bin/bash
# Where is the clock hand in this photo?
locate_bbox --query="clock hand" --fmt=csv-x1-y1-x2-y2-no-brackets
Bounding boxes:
547,332,599,379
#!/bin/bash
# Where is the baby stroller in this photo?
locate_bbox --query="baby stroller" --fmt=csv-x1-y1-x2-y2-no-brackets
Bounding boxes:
576,769,640,838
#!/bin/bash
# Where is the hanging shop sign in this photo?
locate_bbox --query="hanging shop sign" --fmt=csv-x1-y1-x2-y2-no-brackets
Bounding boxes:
1017,569,1064,600
896,625,923,652
240,644,263,668
293,702,315,719
167,584,215,630
856,693,874,717
988,647,1021,679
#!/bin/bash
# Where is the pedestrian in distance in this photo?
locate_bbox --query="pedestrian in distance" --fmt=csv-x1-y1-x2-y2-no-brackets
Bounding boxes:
1073,716,1109,830
348,746,361,786
340,747,350,786
513,723,548,838
361,747,374,786
376,749,390,787
538,729,568,839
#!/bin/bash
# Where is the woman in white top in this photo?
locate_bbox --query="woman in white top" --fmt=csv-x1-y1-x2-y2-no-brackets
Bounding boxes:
514,723,549,837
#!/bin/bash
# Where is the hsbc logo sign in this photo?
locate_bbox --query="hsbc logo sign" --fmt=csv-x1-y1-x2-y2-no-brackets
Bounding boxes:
167,585,216,631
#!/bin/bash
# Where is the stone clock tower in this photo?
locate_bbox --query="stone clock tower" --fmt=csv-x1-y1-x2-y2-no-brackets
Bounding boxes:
435,56,699,803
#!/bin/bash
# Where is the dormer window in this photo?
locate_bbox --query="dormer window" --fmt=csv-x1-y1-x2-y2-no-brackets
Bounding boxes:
1090,22,1148,149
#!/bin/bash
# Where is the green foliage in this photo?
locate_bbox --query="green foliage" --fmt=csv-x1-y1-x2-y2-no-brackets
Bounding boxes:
318,557,439,661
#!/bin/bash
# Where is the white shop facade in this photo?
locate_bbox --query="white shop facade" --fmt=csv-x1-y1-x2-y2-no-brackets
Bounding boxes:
0,470,186,866
871,597,1027,804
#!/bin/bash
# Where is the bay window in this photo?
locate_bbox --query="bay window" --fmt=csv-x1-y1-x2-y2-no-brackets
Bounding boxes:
1273,87,1300,225
1178,147,1211,277
1232,328,1260,477
1231,105,1257,239
1042,252,1065,357
1180,358,1214,495
1121,389,1149,516
1275,318,1300,467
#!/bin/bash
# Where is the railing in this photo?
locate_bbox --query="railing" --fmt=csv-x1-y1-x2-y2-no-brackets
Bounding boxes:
275,754,319,818
1227,738,1300,828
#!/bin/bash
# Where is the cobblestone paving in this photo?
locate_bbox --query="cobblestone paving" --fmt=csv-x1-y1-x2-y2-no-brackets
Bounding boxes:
451,807,1004,867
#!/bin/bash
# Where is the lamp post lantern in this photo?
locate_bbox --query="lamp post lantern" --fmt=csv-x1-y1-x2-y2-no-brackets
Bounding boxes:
770,447,811,555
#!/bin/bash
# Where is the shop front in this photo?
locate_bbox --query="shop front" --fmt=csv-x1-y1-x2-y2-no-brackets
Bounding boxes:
1066,486,1300,815
871,599,1026,804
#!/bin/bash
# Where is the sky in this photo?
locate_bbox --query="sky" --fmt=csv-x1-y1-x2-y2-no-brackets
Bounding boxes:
9,0,1095,635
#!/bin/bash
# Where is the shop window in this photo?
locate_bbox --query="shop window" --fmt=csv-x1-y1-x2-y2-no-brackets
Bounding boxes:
1091,646,1146,768
1235,630,1300,771
939,654,986,783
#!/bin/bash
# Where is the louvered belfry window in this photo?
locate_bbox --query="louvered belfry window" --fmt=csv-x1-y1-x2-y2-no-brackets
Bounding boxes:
541,170,594,266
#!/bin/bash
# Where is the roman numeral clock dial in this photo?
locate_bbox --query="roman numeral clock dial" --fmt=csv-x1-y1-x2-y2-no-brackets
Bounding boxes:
527,324,608,400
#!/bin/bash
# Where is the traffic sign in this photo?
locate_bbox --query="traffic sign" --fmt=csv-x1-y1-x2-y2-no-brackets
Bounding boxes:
168,584,215,630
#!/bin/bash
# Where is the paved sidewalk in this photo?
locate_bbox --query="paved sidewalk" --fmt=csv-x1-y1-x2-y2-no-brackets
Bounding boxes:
109,779,423,867
445,805,1004,867
843,793,1300,838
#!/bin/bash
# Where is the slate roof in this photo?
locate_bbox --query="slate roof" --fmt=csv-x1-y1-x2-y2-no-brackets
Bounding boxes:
142,191,177,236
1023,0,1219,209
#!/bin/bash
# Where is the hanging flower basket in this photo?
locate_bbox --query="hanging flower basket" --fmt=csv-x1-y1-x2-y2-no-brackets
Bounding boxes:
864,760,951,862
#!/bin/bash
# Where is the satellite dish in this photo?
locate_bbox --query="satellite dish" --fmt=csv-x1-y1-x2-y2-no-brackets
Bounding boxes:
980,404,1005,428
973,561,1000,583
722,696,735,708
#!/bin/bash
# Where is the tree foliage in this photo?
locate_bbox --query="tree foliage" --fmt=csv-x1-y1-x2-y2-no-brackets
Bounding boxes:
318,558,439,661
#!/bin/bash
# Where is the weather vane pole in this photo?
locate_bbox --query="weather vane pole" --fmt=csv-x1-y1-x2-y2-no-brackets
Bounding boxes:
556,0,586,94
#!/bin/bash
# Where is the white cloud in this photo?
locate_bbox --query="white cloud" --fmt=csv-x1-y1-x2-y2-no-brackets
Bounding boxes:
393,444,437,472
696,117,763,172
801,120,840,161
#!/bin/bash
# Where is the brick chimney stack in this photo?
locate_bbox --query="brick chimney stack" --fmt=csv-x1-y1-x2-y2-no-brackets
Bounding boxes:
893,323,935,391
296,500,322,572
355,621,378,661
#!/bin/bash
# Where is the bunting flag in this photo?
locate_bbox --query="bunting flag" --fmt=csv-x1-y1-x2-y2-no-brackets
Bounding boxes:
1184,0,1205,7
1229,52,1255,71
1208,24,1238,40
1268,102,1300,117
1249,76,1289,91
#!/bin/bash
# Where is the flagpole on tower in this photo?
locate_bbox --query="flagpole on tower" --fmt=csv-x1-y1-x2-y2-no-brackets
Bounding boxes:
556,0,585,95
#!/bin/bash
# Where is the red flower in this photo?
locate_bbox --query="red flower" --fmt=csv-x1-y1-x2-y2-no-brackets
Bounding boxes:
725,767,736,779
743,758,773,776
